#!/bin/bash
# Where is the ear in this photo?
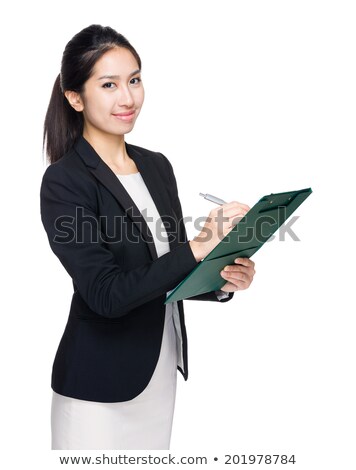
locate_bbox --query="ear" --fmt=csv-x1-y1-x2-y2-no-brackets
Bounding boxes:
64,90,84,112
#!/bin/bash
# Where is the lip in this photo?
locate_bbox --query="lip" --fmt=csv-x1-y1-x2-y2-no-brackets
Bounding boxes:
112,110,136,121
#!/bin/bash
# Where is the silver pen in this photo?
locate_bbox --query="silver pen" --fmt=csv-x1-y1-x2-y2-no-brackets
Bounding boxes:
199,193,227,205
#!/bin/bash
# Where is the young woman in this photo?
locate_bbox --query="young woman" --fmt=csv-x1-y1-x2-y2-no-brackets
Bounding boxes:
40,24,255,450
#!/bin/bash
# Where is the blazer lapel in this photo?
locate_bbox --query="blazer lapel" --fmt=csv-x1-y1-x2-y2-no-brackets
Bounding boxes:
128,143,180,252
74,135,176,260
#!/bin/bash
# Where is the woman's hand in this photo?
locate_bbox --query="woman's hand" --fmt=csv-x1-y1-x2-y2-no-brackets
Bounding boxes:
189,201,250,261
219,257,256,292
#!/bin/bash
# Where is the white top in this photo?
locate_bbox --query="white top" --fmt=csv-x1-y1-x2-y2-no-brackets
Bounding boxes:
116,172,170,257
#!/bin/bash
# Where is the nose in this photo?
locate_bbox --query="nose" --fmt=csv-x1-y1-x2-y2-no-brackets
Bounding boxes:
118,84,134,108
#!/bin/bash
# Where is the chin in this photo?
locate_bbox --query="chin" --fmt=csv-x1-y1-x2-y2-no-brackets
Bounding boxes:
122,127,134,135
102,122,135,136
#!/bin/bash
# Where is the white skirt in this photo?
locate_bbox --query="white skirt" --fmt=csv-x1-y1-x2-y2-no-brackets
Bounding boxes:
51,301,178,450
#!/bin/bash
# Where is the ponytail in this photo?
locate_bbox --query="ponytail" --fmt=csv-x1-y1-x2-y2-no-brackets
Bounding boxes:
42,73,83,164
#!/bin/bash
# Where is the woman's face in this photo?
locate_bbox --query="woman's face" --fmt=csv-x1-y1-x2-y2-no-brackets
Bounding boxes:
68,47,144,138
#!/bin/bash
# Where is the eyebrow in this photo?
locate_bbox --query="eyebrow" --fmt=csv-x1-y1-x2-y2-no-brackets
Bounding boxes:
97,69,141,80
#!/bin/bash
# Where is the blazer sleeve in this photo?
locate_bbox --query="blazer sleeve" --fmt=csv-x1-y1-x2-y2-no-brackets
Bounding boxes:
40,163,204,318
160,153,234,304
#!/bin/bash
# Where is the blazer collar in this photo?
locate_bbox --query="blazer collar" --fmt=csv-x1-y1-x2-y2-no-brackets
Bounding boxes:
74,135,178,260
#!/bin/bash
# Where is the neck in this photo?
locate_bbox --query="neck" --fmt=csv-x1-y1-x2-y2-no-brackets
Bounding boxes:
83,128,129,166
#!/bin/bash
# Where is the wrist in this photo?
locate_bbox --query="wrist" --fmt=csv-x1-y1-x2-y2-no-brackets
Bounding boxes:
189,239,206,262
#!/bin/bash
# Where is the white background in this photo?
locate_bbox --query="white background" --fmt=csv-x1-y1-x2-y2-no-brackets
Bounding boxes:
1,0,355,468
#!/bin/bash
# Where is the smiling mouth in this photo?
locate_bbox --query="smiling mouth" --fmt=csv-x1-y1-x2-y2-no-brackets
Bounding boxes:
112,111,135,121
113,111,135,116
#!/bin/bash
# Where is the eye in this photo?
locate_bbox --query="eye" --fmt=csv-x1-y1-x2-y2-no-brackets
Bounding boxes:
130,77,142,85
102,82,116,89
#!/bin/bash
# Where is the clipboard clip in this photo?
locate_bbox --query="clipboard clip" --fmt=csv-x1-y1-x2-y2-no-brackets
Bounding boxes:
258,188,311,213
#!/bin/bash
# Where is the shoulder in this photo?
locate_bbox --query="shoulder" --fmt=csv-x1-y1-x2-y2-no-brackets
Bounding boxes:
126,142,174,176
40,147,96,206
41,143,97,186
41,147,86,180
126,142,163,159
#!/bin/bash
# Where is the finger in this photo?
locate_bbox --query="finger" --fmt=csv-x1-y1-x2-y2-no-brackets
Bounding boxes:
214,202,250,216
221,266,256,289
226,274,252,290
220,282,239,293
220,274,248,291
225,205,250,217
234,257,255,268
224,201,251,212
223,263,255,275
212,209,248,230
221,269,249,283
212,204,250,217
226,210,249,227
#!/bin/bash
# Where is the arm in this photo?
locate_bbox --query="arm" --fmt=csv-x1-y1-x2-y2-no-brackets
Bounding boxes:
160,153,234,303
40,164,201,318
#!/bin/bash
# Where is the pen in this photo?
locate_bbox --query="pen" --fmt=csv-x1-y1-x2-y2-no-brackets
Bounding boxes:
199,193,227,205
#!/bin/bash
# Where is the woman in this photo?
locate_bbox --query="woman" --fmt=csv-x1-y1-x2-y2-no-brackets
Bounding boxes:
40,24,255,450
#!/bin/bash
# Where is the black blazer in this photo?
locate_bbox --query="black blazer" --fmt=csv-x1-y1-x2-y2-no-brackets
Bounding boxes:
40,135,234,403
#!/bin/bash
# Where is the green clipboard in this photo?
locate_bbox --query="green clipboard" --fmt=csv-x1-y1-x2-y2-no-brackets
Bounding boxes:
165,187,312,303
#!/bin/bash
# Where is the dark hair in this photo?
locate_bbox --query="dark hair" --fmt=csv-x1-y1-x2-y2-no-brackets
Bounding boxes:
42,24,141,164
